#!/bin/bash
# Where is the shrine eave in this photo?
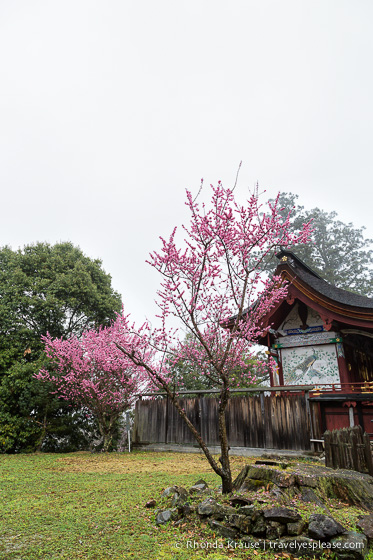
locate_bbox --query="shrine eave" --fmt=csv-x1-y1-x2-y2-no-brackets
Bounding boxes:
255,250,373,342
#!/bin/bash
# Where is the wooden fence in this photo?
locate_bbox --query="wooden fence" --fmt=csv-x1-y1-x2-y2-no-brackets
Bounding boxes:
324,426,373,474
133,392,322,451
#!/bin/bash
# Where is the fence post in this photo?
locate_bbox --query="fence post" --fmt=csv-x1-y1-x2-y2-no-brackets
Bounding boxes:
165,395,169,444
350,428,360,472
260,392,266,448
324,430,332,467
363,431,373,476
305,391,314,450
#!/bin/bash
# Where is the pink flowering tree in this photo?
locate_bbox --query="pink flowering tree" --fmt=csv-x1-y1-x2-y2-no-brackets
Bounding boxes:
111,182,311,491
36,328,150,451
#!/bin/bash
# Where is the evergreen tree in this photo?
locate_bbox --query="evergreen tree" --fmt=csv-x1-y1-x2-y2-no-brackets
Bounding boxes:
268,193,373,295
0,242,122,453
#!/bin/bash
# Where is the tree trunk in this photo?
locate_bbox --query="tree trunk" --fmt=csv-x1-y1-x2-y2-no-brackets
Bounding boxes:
218,386,233,493
102,432,113,452
97,416,114,452
35,409,48,452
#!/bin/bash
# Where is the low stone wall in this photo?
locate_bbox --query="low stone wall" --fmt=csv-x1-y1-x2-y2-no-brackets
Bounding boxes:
147,462,373,558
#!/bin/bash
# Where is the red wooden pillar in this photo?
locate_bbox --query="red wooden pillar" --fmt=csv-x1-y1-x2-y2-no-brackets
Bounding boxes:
336,341,350,387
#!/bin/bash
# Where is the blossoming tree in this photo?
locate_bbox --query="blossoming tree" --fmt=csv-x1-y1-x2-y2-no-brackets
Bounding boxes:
36,328,150,451
110,182,312,492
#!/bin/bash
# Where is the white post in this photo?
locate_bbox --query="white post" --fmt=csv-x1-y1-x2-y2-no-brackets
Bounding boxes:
126,411,131,453
349,406,355,427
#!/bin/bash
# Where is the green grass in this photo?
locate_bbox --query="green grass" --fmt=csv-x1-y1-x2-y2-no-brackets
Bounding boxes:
0,451,372,560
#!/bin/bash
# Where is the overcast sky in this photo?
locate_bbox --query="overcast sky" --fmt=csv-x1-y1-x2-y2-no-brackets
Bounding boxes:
1,1,372,324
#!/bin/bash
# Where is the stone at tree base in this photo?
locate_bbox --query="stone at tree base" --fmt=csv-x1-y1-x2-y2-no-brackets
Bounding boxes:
197,498,238,519
189,483,208,493
232,465,250,490
246,466,296,488
300,486,328,510
266,521,285,539
251,513,266,536
357,514,373,542
308,514,346,540
255,459,287,467
177,503,194,517
161,486,177,498
155,508,177,525
189,479,209,493
171,487,188,507
229,496,252,507
194,478,208,487
316,472,373,511
197,499,219,516
237,505,255,516
238,478,269,492
330,531,368,560
208,519,237,539
270,487,286,500
263,506,301,524
287,519,307,536
228,514,252,534
234,463,373,511
213,504,237,519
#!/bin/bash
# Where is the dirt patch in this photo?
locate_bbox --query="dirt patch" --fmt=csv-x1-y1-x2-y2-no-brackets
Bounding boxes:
51,451,251,475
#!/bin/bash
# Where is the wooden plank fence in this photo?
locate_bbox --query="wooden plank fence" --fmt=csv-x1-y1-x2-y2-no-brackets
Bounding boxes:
324,426,373,475
133,393,322,451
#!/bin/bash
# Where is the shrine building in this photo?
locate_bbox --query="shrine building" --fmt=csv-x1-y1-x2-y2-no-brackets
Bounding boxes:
255,250,373,435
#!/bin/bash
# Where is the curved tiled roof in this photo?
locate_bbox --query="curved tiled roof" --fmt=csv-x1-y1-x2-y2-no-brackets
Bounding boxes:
276,250,373,310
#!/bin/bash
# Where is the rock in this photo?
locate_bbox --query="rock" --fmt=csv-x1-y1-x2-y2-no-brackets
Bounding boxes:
161,486,177,498
177,503,194,517
263,507,301,524
296,465,373,510
246,466,296,488
255,460,288,469
189,483,208,494
194,478,208,487
308,514,346,541
266,521,285,539
287,519,307,536
330,531,368,560
239,479,269,492
235,463,373,511
196,498,230,517
237,505,255,516
229,496,252,508
270,487,285,500
145,499,156,508
189,480,209,493
171,487,188,507
299,486,327,509
208,519,237,539
251,513,266,537
213,504,237,519
155,508,177,525
357,514,373,542
197,499,217,516
233,465,250,490
228,514,252,534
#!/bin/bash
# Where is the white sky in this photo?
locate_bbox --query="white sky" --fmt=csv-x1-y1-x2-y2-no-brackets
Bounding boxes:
1,0,372,324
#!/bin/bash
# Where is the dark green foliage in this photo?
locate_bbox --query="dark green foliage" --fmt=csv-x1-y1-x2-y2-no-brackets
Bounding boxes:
268,193,373,296
0,242,122,453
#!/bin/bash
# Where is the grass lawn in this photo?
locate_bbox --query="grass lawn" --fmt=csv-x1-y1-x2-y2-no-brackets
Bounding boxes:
0,451,372,560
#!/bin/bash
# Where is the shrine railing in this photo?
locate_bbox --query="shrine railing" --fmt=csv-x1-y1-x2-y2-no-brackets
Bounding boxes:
292,382,373,397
